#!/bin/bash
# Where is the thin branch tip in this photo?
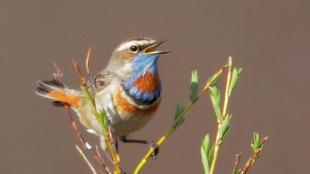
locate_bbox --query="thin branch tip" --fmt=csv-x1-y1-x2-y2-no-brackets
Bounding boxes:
85,46,94,74
52,62,63,80
75,145,98,174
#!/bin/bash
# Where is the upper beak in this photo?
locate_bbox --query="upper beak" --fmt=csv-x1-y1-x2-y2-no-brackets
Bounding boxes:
144,39,170,55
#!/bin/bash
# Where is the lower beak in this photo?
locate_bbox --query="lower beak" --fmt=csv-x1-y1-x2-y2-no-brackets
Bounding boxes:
144,39,170,55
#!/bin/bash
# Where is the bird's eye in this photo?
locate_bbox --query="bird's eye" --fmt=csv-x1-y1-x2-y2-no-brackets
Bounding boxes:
130,45,139,53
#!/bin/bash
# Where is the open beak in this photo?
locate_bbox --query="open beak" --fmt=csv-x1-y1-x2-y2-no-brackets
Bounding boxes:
144,39,170,55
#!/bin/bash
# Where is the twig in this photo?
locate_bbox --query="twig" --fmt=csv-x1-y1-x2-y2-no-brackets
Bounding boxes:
210,66,231,174
72,60,87,86
66,60,110,170
65,106,111,173
65,106,89,148
75,145,98,174
85,46,94,75
133,67,225,174
54,64,111,173
51,66,89,149
241,137,268,174
209,61,233,174
52,62,63,81
232,153,241,174
93,145,111,174
72,59,121,174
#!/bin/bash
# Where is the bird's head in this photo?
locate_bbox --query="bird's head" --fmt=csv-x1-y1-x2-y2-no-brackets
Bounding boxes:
108,37,169,78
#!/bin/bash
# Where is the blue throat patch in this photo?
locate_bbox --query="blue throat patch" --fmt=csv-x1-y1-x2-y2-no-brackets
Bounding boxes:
123,54,161,104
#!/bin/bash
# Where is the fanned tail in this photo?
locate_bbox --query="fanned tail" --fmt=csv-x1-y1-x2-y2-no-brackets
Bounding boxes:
35,80,82,107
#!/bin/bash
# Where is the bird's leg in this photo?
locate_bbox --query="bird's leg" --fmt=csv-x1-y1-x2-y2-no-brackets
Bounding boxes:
120,136,148,144
120,136,159,159
114,138,119,153
150,141,159,159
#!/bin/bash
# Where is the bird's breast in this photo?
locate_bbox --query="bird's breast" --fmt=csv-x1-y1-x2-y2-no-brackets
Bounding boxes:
111,86,160,136
94,72,162,136
134,71,161,93
123,71,161,105
113,87,160,118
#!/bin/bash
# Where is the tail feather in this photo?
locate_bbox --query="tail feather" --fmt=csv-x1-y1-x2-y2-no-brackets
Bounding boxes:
35,80,63,98
35,80,81,107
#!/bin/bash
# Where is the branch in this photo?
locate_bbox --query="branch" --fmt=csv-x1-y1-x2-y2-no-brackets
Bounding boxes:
52,62,63,81
209,59,233,174
133,67,225,174
65,89,111,174
241,137,268,174
94,145,112,174
207,57,242,174
232,153,241,174
85,46,94,75
51,61,112,173
72,51,121,173
75,145,98,174
65,106,90,149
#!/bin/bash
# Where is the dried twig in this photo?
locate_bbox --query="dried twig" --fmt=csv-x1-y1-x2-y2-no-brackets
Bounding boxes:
52,64,109,172
72,60,87,86
241,137,269,174
65,105,111,174
52,62,63,81
85,46,94,75
75,145,98,174
232,153,241,174
95,145,112,174
65,106,90,149
72,54,121,173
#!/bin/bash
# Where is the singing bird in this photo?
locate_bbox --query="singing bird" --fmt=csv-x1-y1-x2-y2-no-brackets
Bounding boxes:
35,37,168,150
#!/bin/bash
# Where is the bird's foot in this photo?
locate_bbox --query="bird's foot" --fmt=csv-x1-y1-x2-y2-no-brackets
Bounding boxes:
150,141,159,159
120,136,160,159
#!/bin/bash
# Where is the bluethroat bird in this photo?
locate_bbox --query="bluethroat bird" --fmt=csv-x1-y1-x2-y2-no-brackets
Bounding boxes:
35,37,169,150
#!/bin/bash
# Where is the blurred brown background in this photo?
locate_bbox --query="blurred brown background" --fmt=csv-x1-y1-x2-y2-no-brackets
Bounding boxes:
0,0,309,173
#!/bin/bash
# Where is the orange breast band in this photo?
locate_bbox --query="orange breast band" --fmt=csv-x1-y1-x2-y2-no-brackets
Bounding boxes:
134,71,160,93
114,88,159,116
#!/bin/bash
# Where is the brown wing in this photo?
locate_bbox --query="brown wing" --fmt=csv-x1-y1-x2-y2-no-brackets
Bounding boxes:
87,70,112,93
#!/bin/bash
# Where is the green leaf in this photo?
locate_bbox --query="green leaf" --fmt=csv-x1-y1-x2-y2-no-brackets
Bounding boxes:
190,70,199,102
228,68,242,97
218,114,232,141
81,86,93,102
173,105,186,129
251,132,261,152
98,109,109,131
209,86,222,121
81,86,98,111
206,70,222,87
201,134,213,174
234,169,242,174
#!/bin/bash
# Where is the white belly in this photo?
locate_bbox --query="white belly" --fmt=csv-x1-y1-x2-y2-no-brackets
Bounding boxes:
75,81,157,138
96,88,153,136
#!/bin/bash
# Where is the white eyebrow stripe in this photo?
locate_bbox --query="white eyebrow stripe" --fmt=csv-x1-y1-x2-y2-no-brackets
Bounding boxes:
116,40,154,51
116,41,134,51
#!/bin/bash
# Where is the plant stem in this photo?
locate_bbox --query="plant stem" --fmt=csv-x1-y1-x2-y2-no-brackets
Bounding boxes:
221,63,232,122
73,60,121,174
209,125,221,174
133,128,173,174
241,137,268,174
133,67,225,174
209,63,232,174
82,86,121,174
232,153,241,174
75,145,98,174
